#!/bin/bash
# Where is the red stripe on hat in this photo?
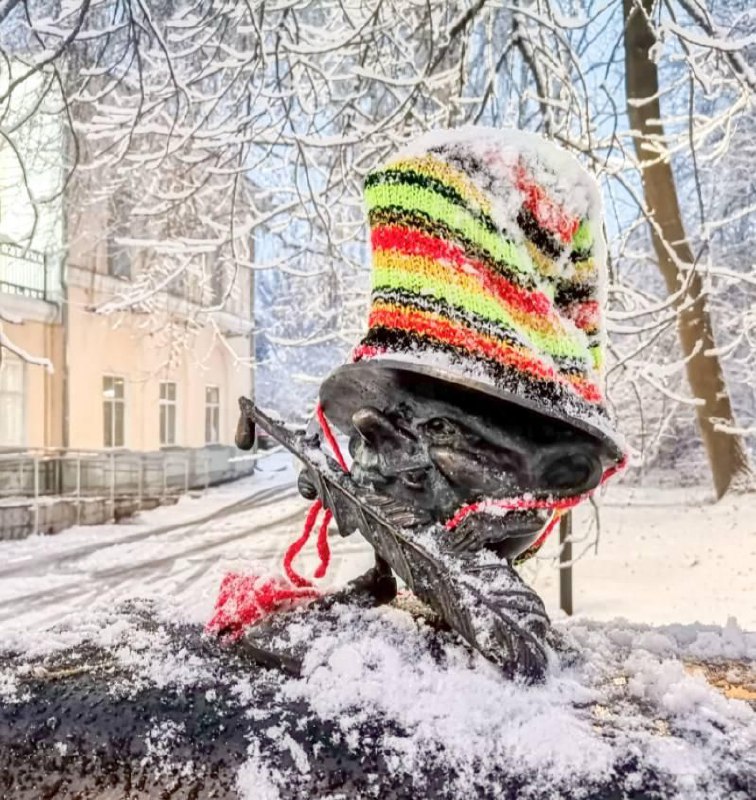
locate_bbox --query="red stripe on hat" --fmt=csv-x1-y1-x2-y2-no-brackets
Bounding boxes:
368,305,602,404
566,300,600,332
514,164,580,244
371,225,553,318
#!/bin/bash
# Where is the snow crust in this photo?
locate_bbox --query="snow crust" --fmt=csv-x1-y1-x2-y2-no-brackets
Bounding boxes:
0,457,753,797
2,597,753,799
399,126,603,228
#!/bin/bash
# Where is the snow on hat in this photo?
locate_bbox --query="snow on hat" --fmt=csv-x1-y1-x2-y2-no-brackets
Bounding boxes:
320,127,624,462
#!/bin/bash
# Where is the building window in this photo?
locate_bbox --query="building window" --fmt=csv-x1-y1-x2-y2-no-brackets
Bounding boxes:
159,382,177,446
103,375,125,448
205,386,220,444
0,352,25,447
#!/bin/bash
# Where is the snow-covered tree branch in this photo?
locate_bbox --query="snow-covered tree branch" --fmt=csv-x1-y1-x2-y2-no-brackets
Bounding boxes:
1,0,753,488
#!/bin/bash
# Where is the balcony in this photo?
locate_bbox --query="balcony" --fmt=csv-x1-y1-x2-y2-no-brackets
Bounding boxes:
0,242,48,300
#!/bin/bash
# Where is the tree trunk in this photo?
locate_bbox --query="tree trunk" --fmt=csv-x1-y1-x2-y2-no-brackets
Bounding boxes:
623,0,752,498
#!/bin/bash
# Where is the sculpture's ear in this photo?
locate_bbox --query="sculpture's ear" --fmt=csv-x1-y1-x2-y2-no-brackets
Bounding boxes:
537,444,603,496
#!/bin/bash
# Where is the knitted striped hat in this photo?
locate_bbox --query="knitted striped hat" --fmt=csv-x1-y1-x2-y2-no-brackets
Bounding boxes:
321,127,624,462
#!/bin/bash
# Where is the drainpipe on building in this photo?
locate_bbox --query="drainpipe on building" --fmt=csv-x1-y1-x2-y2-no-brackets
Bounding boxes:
60,117,73,453
61,255,69,451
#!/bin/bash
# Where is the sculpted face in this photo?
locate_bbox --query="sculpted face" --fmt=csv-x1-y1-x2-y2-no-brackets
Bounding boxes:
346,379,607,560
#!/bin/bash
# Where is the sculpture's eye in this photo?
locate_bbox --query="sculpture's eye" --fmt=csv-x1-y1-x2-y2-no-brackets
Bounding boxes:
542,454,600,492
400,468,429,490
423,418,458,439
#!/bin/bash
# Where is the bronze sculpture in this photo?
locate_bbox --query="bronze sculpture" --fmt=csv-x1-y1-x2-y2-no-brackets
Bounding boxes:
231,128,626,681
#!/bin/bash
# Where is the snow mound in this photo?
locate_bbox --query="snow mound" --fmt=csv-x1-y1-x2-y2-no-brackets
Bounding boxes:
1,599,754,799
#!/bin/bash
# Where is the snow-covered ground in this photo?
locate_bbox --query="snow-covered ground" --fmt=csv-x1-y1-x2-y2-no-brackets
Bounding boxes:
0,452,753,636
527,483,756,630
0,453,374,636
0,452,753,799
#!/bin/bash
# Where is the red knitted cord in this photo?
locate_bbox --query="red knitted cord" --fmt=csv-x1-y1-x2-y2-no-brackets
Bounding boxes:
283,499,322,588
280,404,346,585
529,512,562,553
316,403,349,472
445,493,580,531
352,344,386,362
446,455,628,552
314,508,333,580
206,409,348,638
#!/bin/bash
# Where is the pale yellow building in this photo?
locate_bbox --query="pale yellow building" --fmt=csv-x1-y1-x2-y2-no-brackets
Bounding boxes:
1,248,253,454
1,63,253,456
0,266,64,450
1,197,254,452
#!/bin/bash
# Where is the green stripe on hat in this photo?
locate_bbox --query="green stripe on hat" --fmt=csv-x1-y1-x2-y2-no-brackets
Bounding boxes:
372,262,590,360
365,182,535,278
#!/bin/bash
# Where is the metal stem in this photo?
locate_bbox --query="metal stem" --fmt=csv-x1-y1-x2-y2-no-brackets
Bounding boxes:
559,512,573,616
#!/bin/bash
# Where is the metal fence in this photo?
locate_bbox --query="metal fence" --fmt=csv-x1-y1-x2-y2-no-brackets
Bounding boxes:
0,445,256,536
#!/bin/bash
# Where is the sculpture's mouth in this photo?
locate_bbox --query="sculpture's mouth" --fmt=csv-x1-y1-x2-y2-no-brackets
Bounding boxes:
447,503,550,529
444,507,551,558
491,511,549,537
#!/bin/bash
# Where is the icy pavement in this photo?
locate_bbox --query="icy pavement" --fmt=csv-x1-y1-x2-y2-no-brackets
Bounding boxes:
0,452,375,635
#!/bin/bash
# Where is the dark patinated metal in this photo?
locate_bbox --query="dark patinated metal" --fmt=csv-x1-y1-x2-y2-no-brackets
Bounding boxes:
297,372,610,554
341,372,609,559
238,401,548,680
235,367,611,681
319,360,624,462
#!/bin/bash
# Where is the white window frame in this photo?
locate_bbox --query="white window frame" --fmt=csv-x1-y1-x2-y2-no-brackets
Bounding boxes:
103,374,126,449
159,381,177,447
205,385,220,444
0,351,26,447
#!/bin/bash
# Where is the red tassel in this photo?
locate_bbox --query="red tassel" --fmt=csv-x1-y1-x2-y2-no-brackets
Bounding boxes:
205,572,319,641
206,406,347,639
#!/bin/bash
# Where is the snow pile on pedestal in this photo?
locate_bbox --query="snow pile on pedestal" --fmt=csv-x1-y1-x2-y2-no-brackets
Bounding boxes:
252,604,754,799
0,599,754,799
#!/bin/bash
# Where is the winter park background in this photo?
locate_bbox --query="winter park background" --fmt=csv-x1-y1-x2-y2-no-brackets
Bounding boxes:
0,1,755,799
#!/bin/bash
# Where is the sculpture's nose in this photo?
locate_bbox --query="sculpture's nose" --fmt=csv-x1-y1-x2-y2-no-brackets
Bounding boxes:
352,407,402,447
430,446,528,495
429,447,479,488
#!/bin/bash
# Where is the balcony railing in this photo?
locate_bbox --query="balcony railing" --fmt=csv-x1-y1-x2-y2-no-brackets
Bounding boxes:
0,444,259,538
0,242,47,300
